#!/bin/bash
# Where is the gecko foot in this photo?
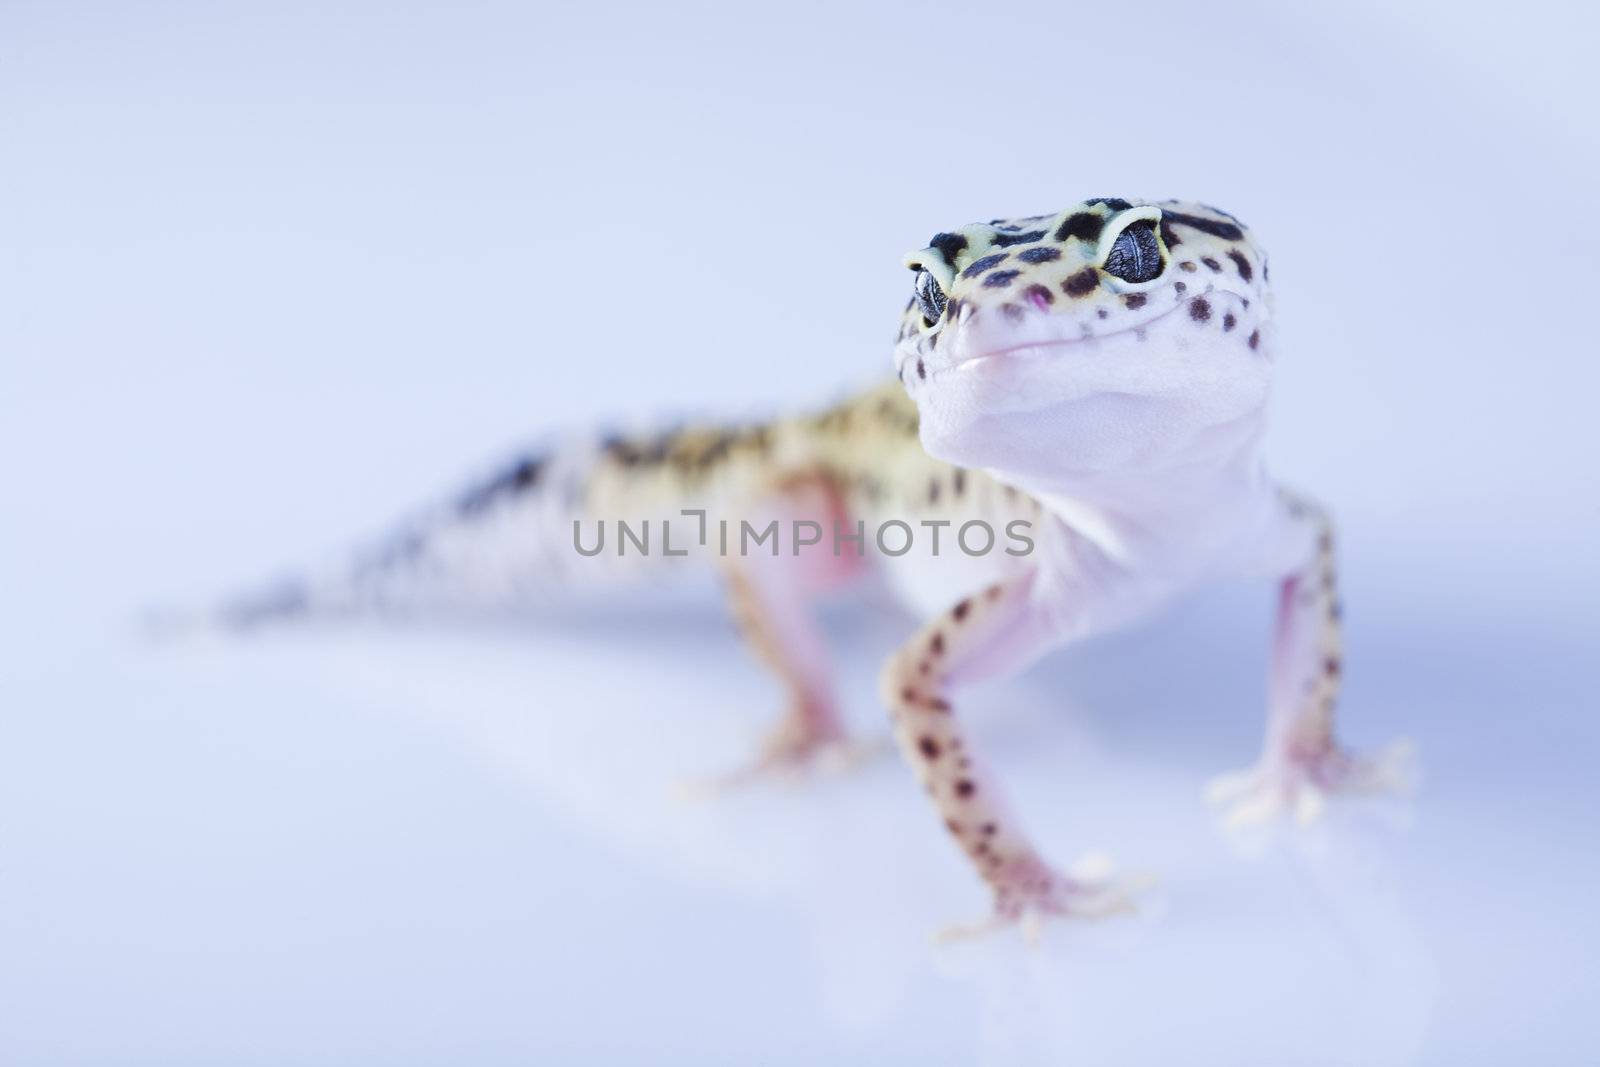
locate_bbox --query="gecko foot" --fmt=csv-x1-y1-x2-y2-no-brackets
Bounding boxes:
1205,736,1415,828
678,702,886,798
935,852,1150,945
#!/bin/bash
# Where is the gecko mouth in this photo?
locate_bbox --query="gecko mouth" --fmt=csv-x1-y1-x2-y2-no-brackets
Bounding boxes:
914,291,1218,383
923,344,1061,384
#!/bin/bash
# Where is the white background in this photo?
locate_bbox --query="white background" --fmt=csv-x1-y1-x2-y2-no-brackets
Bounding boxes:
3,1,1598,1063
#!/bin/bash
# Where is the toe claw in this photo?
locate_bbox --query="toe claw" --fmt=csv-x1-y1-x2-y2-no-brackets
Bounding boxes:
935,854,1147,944
684,721,886,797
1225,786,1283,828
932,913,1009,945
1020,910,1044,946
1355,736,1416,793
813,734,891,775
1211,736,1414,828
1204,768,1258,806
1294,782,1327,824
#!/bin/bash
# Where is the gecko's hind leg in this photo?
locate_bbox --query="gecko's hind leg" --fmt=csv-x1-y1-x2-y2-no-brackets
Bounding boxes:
705,475,875,788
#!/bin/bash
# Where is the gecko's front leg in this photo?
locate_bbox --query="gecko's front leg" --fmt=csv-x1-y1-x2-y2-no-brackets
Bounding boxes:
880,572,1142,933
1208,490,1412,826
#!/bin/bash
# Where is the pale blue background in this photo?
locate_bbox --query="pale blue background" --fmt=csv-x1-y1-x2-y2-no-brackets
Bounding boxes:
2,1,1598,1063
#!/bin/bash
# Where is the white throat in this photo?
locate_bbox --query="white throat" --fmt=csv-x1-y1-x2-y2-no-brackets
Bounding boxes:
996,422,1275,570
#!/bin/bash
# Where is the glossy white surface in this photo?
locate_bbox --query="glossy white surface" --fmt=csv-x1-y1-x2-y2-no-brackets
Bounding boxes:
3,1,1597,1062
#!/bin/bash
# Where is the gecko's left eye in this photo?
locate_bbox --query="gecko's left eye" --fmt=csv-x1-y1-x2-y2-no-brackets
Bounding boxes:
1102,220,1164,283
913,269,948,326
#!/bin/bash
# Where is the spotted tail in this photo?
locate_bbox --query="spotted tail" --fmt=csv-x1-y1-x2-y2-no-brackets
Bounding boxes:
178,381,921,633
199,418,806,629
192,434,606,630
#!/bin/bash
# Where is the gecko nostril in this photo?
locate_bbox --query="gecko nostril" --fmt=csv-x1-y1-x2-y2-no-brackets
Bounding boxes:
1023,284,1054,312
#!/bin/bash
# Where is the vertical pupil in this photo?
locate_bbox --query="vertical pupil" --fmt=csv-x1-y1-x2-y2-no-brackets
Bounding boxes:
916,271,946,322
1105,221,1162,282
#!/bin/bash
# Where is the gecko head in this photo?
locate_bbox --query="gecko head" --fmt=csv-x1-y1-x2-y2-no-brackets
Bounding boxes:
894,198,1275,485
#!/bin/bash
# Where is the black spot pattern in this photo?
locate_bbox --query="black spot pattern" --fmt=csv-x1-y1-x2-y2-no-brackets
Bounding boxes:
988,229,1047,247
1085,197,1133,211
1163,211,1244,241
510,458,543,488
1017,246,1061,263
459,455,546,515
1062,268,1099,297
1202,257,1222,272
983,270,1021,288
961,253,1009,279
602,432,673,469
929,232,968,268
1054,212,1104,243
990,214,1050,230
1189,298,1212,322
1123,293,1147,309
1228,249,1253,281
1201,203,1243,223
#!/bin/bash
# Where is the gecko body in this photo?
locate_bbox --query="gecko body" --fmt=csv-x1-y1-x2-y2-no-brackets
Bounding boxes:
223,197,1407,930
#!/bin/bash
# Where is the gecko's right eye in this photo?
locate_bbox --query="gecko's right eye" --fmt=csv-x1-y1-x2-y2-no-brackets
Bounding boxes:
1102,220,1164,283
913,269,948,326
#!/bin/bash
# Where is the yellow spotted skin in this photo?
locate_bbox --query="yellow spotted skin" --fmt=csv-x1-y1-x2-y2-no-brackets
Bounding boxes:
230,195,1401,935
580,380,1037,537
584,198,1268,525
561,197,1393,928
896,197,1269,383
570,378,1042,788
